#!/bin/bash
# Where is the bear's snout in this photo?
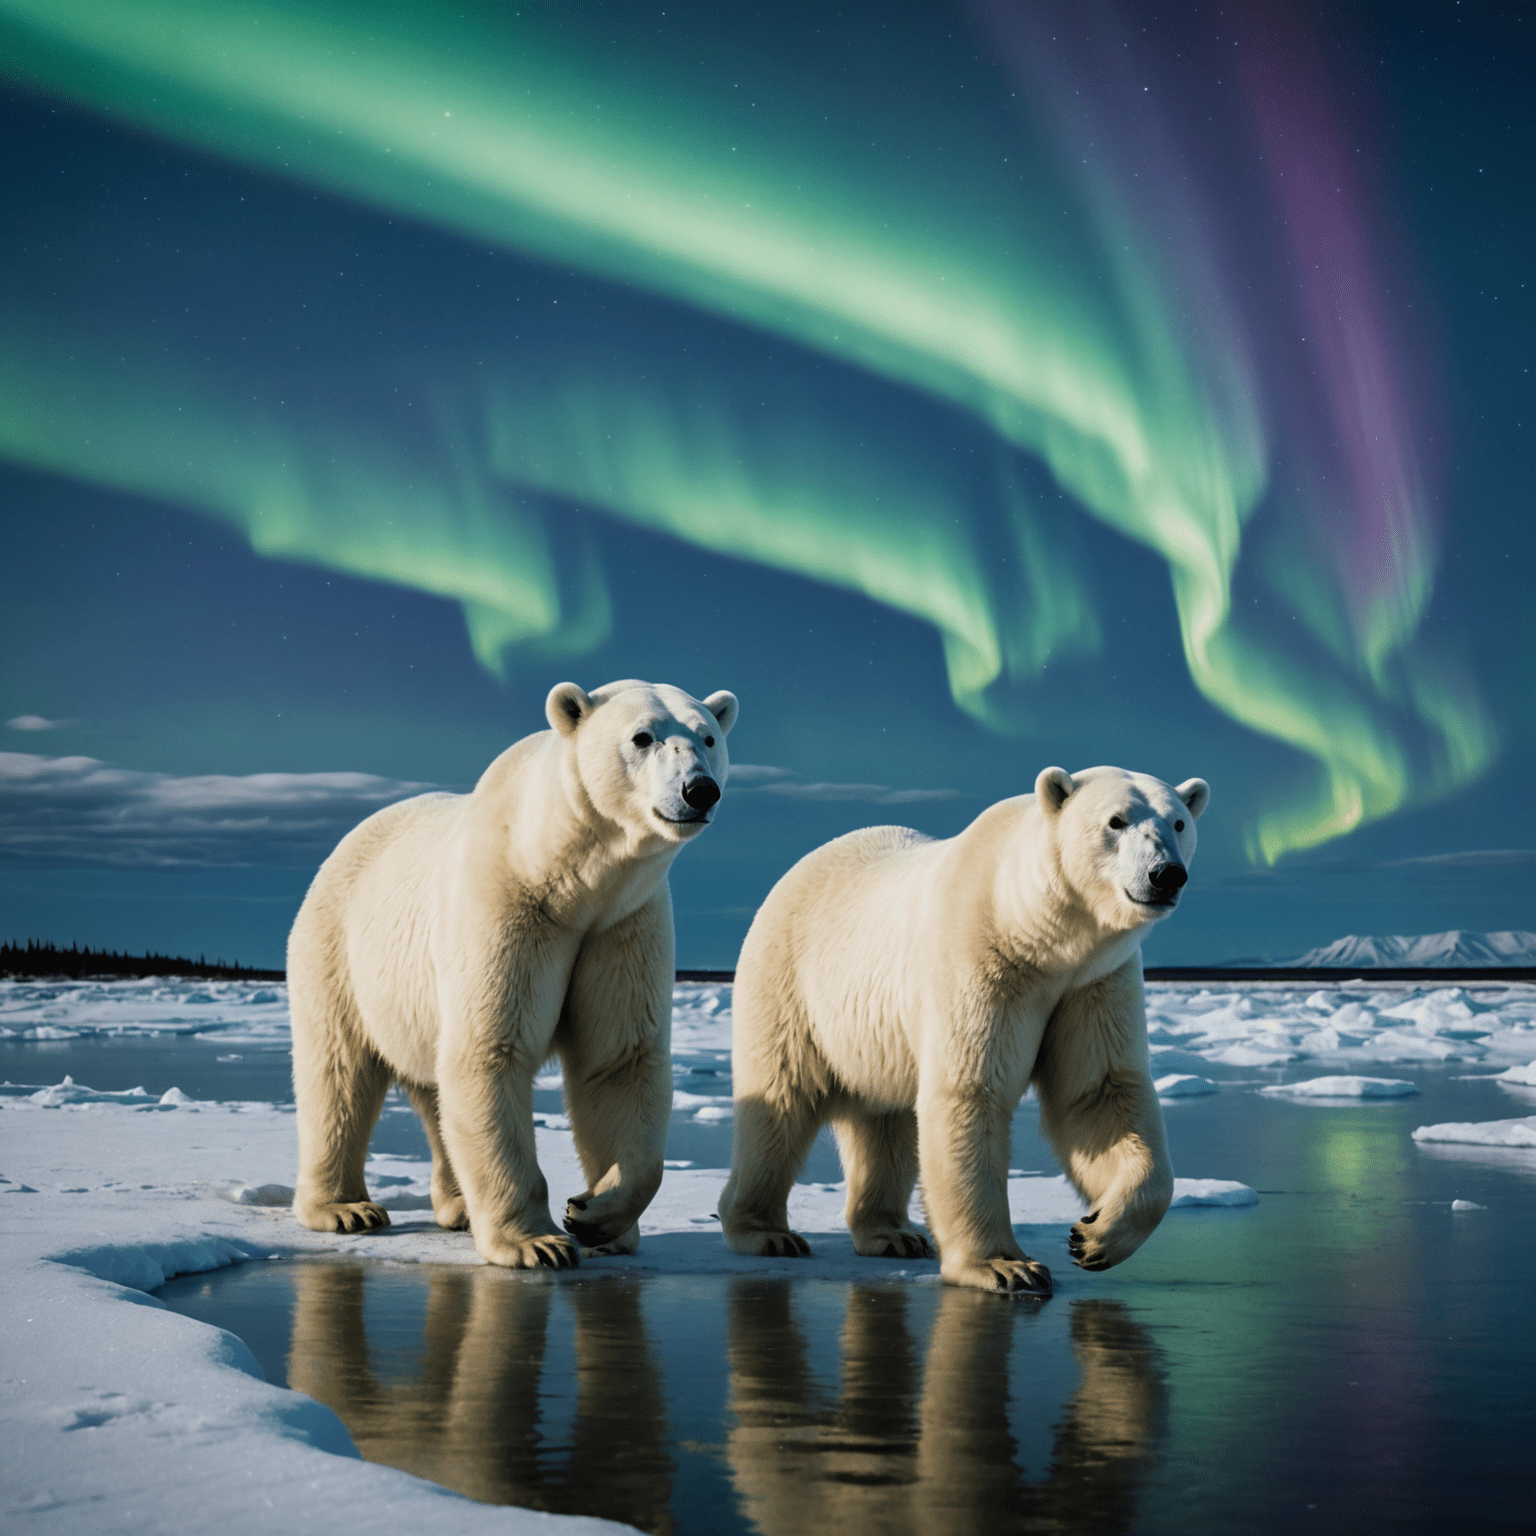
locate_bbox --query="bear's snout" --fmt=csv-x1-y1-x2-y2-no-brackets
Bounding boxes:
683,775,722,812
1149,861,1187,895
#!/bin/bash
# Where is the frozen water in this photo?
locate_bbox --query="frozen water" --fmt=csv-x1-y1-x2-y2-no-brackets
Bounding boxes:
1412,1115,1536,1147
1259,1076,1418,1099
1167,1179,1258,1208
1495,1059,1536,1085
4,975,1534,1532
1155,1073,1220,1097
6,974,1533,1072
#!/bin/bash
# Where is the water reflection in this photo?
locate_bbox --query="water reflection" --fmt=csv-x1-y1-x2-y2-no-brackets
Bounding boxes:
272,1263,1164,1533
728,1282,1165,1535
286,1265,675,1532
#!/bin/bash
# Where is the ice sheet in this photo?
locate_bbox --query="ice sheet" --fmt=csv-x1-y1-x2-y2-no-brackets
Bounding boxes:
9,975,1532,1071
10,972,1529,1531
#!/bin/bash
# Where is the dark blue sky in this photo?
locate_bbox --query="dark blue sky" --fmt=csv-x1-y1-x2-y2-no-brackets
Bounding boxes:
1,2,1530,967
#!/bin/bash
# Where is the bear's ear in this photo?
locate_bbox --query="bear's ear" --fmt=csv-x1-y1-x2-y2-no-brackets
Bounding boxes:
702,690,739,737
1176,778,1211,821
546,682,593,737
1035,767,1075,815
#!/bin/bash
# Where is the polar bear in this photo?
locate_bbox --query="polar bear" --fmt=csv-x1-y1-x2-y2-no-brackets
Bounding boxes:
287,679,738,1268
718,765,1209,1294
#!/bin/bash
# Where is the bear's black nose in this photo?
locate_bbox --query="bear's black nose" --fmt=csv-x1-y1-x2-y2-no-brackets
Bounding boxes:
1149,862,1188,894
683,775,721,812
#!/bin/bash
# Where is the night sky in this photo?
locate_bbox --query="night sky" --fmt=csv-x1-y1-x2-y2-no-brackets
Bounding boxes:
1,1,1530,968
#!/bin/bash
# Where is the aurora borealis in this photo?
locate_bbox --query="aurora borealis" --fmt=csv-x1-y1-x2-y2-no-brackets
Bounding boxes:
0,2,1529,965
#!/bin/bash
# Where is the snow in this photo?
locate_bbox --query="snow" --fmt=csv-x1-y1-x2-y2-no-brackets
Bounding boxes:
1141,979,1536,1069
1259,1076,1418,1099
1412,1116,1536,1148
7,973,1533,1070
1287,930,1536,968
7,972,1534,1530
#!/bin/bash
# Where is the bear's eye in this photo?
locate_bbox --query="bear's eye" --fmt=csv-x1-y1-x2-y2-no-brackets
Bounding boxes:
1174,819,1185,833
1108,816,1126,831
631,732,653,749
704,735,715,748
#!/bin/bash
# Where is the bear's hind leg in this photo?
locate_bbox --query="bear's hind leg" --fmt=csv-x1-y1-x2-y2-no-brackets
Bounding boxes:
293,1030,393,1234
833,1107,933,1259
718,1095,820,1258
403,1081,469,1230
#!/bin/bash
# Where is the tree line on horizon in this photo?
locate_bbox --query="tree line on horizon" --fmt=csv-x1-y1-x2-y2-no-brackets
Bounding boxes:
0,939,285,982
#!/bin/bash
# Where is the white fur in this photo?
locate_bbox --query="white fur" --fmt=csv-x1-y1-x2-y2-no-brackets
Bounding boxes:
287,679,738,1268
718,765,1210,1294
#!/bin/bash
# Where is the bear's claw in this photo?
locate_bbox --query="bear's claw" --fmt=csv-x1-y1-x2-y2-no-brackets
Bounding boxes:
762,1232,812,1257
1069,1211,1119,1269
562,1213,609,1246
302,1200,391,1234
983,1257,1053,1295
855,1227,934,1259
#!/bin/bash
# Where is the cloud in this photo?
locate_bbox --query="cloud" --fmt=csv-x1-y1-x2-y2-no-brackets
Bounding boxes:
7,715,76,732
731,764,961,805
726,764,795,785
0,752,440,868
1380,849,1536,869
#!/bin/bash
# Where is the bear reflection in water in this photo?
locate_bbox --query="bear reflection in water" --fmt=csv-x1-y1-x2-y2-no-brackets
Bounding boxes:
283,1264,1164,1534
728,1284,1166,1535
285,1265,673,1529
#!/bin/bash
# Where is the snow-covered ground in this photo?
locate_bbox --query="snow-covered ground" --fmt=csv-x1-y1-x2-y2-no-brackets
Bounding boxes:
3,975,1534,1532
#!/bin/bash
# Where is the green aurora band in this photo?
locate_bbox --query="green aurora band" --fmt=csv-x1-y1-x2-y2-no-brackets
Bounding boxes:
0,0,1496,860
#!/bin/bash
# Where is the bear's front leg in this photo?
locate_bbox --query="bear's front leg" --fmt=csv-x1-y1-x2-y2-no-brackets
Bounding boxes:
435,1033,579,1270
1034,959,1174,1272
557,896,675,1255
916,1073,1052,1297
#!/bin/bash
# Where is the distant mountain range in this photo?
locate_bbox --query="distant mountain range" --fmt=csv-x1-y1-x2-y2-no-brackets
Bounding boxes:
1278,931,1536,969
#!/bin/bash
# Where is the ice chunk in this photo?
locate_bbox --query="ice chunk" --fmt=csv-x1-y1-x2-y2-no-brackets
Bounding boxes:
1412,1116,1536,1147
24,1077,151,1107
1155,1073,1220,1097
1494,1060,1536,1086
222,1183,295,1206
1260,1076,1417,1098
1209,1043,1299,1067
1451,1199,1484,1211
158,1087,195,1106
1169,1179,1259,1207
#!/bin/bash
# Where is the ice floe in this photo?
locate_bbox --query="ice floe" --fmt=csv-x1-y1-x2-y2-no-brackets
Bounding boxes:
1412,1116,1536,1148
1155,1073,1220,1097
1259,1076,1418,1099
1168,1179,1259,1208
1495,1060,1536,1085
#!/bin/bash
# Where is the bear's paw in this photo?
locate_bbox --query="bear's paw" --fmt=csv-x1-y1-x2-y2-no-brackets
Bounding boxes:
725,1228,812,1259
296,1199,393,1235
948,1255,1053,1296
852,1226,934,1260
479,1231,581,1269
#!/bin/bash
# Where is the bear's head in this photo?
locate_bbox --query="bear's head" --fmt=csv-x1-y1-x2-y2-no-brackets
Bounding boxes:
1035,765,1210,931
546,679,739,844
